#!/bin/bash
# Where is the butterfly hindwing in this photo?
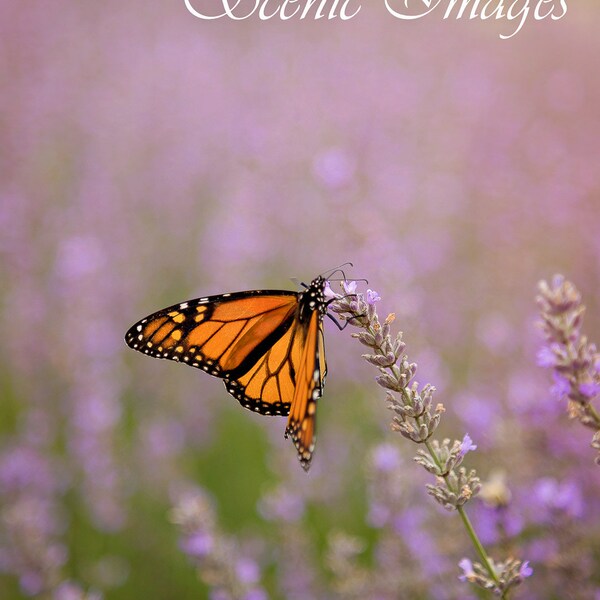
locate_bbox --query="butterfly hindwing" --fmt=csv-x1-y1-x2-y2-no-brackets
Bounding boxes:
284,308,327,471
125,276,329,469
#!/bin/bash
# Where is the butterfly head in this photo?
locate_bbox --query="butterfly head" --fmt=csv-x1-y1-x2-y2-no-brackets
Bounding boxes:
297,276,328,322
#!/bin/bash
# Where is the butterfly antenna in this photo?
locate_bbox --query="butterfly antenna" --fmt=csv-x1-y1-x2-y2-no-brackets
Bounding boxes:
321,262,354,281
328,276,369,285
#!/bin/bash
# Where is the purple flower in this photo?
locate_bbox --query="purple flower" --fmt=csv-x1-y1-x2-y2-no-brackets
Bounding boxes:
235,558,260,585
20,572,44,596
518,560,533,579
533,478,584,519
536,345,557,368
367,502,391,528
458,434,477,459
343,280,357,295
371,443,402,472
473,502,524,545
180,531,214,558
455,392,497,442
525,537,559,562
258,487,305,523
579,381,600,399
323,281,338,301
141,419,185,458
394,507,449,576
242,590,268,600
52,581,89,600
550,373,570,401
0,445,60,496
458,558,476,582
366,289,381,305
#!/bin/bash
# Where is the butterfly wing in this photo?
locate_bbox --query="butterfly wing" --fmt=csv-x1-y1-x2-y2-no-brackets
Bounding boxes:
284,296,328,471
125,290,300,416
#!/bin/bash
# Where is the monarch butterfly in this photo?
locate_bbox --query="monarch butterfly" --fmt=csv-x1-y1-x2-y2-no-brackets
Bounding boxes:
124,276,333,471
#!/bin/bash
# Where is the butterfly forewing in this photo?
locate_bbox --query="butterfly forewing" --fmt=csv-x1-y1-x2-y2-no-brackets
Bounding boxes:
126,292,296,368
125,277,330,470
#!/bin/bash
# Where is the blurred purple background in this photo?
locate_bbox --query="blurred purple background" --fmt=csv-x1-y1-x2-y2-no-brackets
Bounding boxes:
1,1,599,598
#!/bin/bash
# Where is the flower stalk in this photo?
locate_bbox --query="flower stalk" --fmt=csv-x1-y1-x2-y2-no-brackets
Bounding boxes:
328,282,531,597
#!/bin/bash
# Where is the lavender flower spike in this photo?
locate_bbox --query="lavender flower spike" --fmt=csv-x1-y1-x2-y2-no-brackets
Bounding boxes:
330,281,530,597
536,275,600,463
170,485,267,599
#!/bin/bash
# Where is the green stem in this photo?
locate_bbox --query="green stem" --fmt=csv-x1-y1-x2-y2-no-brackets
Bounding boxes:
424,439,443,470
457,505,501,587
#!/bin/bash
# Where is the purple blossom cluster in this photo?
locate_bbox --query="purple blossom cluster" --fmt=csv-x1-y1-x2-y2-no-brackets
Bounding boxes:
536,275,600,463
0,444,101,599
2,2,600,599
170,485,267,600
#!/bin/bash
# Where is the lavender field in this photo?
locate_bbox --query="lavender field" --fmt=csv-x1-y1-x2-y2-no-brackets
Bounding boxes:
1,2,600,599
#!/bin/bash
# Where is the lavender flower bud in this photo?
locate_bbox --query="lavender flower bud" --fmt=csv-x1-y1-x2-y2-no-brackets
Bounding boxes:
426,479,458,511
354,331,377,347
376,373,403,392
414,450,441,475
362,353,396,368
426,468,480,510
393,333,406,354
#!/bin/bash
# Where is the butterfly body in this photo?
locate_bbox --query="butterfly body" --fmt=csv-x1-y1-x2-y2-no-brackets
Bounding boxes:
125,276,329,470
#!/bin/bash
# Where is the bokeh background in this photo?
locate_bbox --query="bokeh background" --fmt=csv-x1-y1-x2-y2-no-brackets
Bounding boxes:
1,1,599,599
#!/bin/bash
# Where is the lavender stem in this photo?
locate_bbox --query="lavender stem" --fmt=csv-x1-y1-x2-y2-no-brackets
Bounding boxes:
457,505,502,591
